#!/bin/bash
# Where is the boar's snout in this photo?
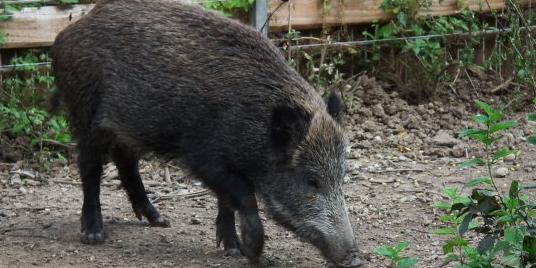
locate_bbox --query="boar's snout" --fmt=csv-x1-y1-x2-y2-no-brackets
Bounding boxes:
326,246,365,268
323,213,365,267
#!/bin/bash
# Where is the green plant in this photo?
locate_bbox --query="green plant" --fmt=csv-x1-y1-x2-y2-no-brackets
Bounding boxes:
302,51,345,91
202,0,254,16
375,242,418,268
529,97,536,145
433,100,535,267
0,51,71,147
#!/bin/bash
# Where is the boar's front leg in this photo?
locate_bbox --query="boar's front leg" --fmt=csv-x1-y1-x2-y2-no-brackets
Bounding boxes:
213,176,264,262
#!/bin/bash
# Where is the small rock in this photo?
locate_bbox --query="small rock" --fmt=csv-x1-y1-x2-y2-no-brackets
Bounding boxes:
372,136,383,144
362,120,380,133
10,174,22,186
504,153,516,162
190,218,201,225
432,130,458,146
18,186,27,194
398,155,409,162
450,145,465,158
494,167,509,178
162,261,174,267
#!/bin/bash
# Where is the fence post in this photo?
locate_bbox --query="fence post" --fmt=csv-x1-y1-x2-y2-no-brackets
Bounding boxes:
249,0,268,36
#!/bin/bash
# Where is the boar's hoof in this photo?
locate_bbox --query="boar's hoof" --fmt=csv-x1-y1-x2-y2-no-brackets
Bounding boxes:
149,216,170,228
80,231,105,245
224,248,241,257
239,214,264,262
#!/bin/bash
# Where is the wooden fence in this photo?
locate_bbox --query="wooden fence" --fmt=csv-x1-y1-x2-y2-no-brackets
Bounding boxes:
0,0,533,49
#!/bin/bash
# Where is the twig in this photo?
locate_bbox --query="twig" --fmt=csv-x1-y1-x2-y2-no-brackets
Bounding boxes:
165,163,182,171
369,168,424,174
464,68,479,97
369,178,396,184
4,205,62,211
0,227,36,234
9,170,36,179
490,77,513,94
152,189,211,203
164,167,171,183
396,189,443,196
41,139,75,150
49,178,118,187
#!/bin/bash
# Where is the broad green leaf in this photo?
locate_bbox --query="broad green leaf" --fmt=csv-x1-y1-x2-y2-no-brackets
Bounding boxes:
528,113,536,122
497,215,515,224
458,213,472,235
527,209,536,218
394,241,409,253
464,177,491,188
374,245,396,258
509,181,520,198
477,235,496,254
523,235,536,260
398,257,418,268
459,158,483,169
434,227,457,236
453,196,472,206
444,253,459,263
489,120,518,133
528,136,536,145
504,227,523,244
501,254,521,267
442,187,458,199
443,237,468,254
434,202,451,210
458,129,486,141
475,100,494,116
472,114,489,125
492,148,512,161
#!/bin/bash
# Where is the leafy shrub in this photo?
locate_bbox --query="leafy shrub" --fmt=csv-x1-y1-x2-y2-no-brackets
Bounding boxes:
433,100,536,267
375,242,418,268
0,51,71,147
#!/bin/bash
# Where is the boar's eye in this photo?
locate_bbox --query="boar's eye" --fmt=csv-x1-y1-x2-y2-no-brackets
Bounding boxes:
306,178,320,190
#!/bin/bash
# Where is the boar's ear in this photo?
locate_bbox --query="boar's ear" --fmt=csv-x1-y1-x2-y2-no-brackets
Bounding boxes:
326,90,344,123
270,104,311,151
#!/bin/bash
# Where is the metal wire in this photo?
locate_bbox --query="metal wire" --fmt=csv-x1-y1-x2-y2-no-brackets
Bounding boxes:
288,25,536,50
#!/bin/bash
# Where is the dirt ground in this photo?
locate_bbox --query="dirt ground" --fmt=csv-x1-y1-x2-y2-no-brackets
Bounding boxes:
1,74,535,267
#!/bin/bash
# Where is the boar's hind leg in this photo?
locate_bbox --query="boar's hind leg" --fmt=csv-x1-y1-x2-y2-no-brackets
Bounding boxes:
111,144,170,227
79,140,106,244
214,176,264,262
216,196,241,256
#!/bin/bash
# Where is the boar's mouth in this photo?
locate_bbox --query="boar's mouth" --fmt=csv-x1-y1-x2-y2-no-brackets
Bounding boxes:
293,225,365,268
326,249,366,268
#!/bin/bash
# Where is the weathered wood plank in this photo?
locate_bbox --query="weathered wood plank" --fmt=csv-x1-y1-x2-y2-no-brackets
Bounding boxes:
0,4,95,49
0,0,532,49
267,0,533,31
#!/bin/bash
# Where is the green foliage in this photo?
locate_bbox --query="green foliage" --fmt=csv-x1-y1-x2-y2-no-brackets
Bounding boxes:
0,51,71,147
433,100,536,267
528,97,536,145
202,0,254,16
374,242,418,268
363,2,481,92
302,51,345,90
360,0,536,97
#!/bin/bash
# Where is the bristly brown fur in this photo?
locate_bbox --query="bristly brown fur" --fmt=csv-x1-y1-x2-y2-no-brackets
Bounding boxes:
51,0,361,266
